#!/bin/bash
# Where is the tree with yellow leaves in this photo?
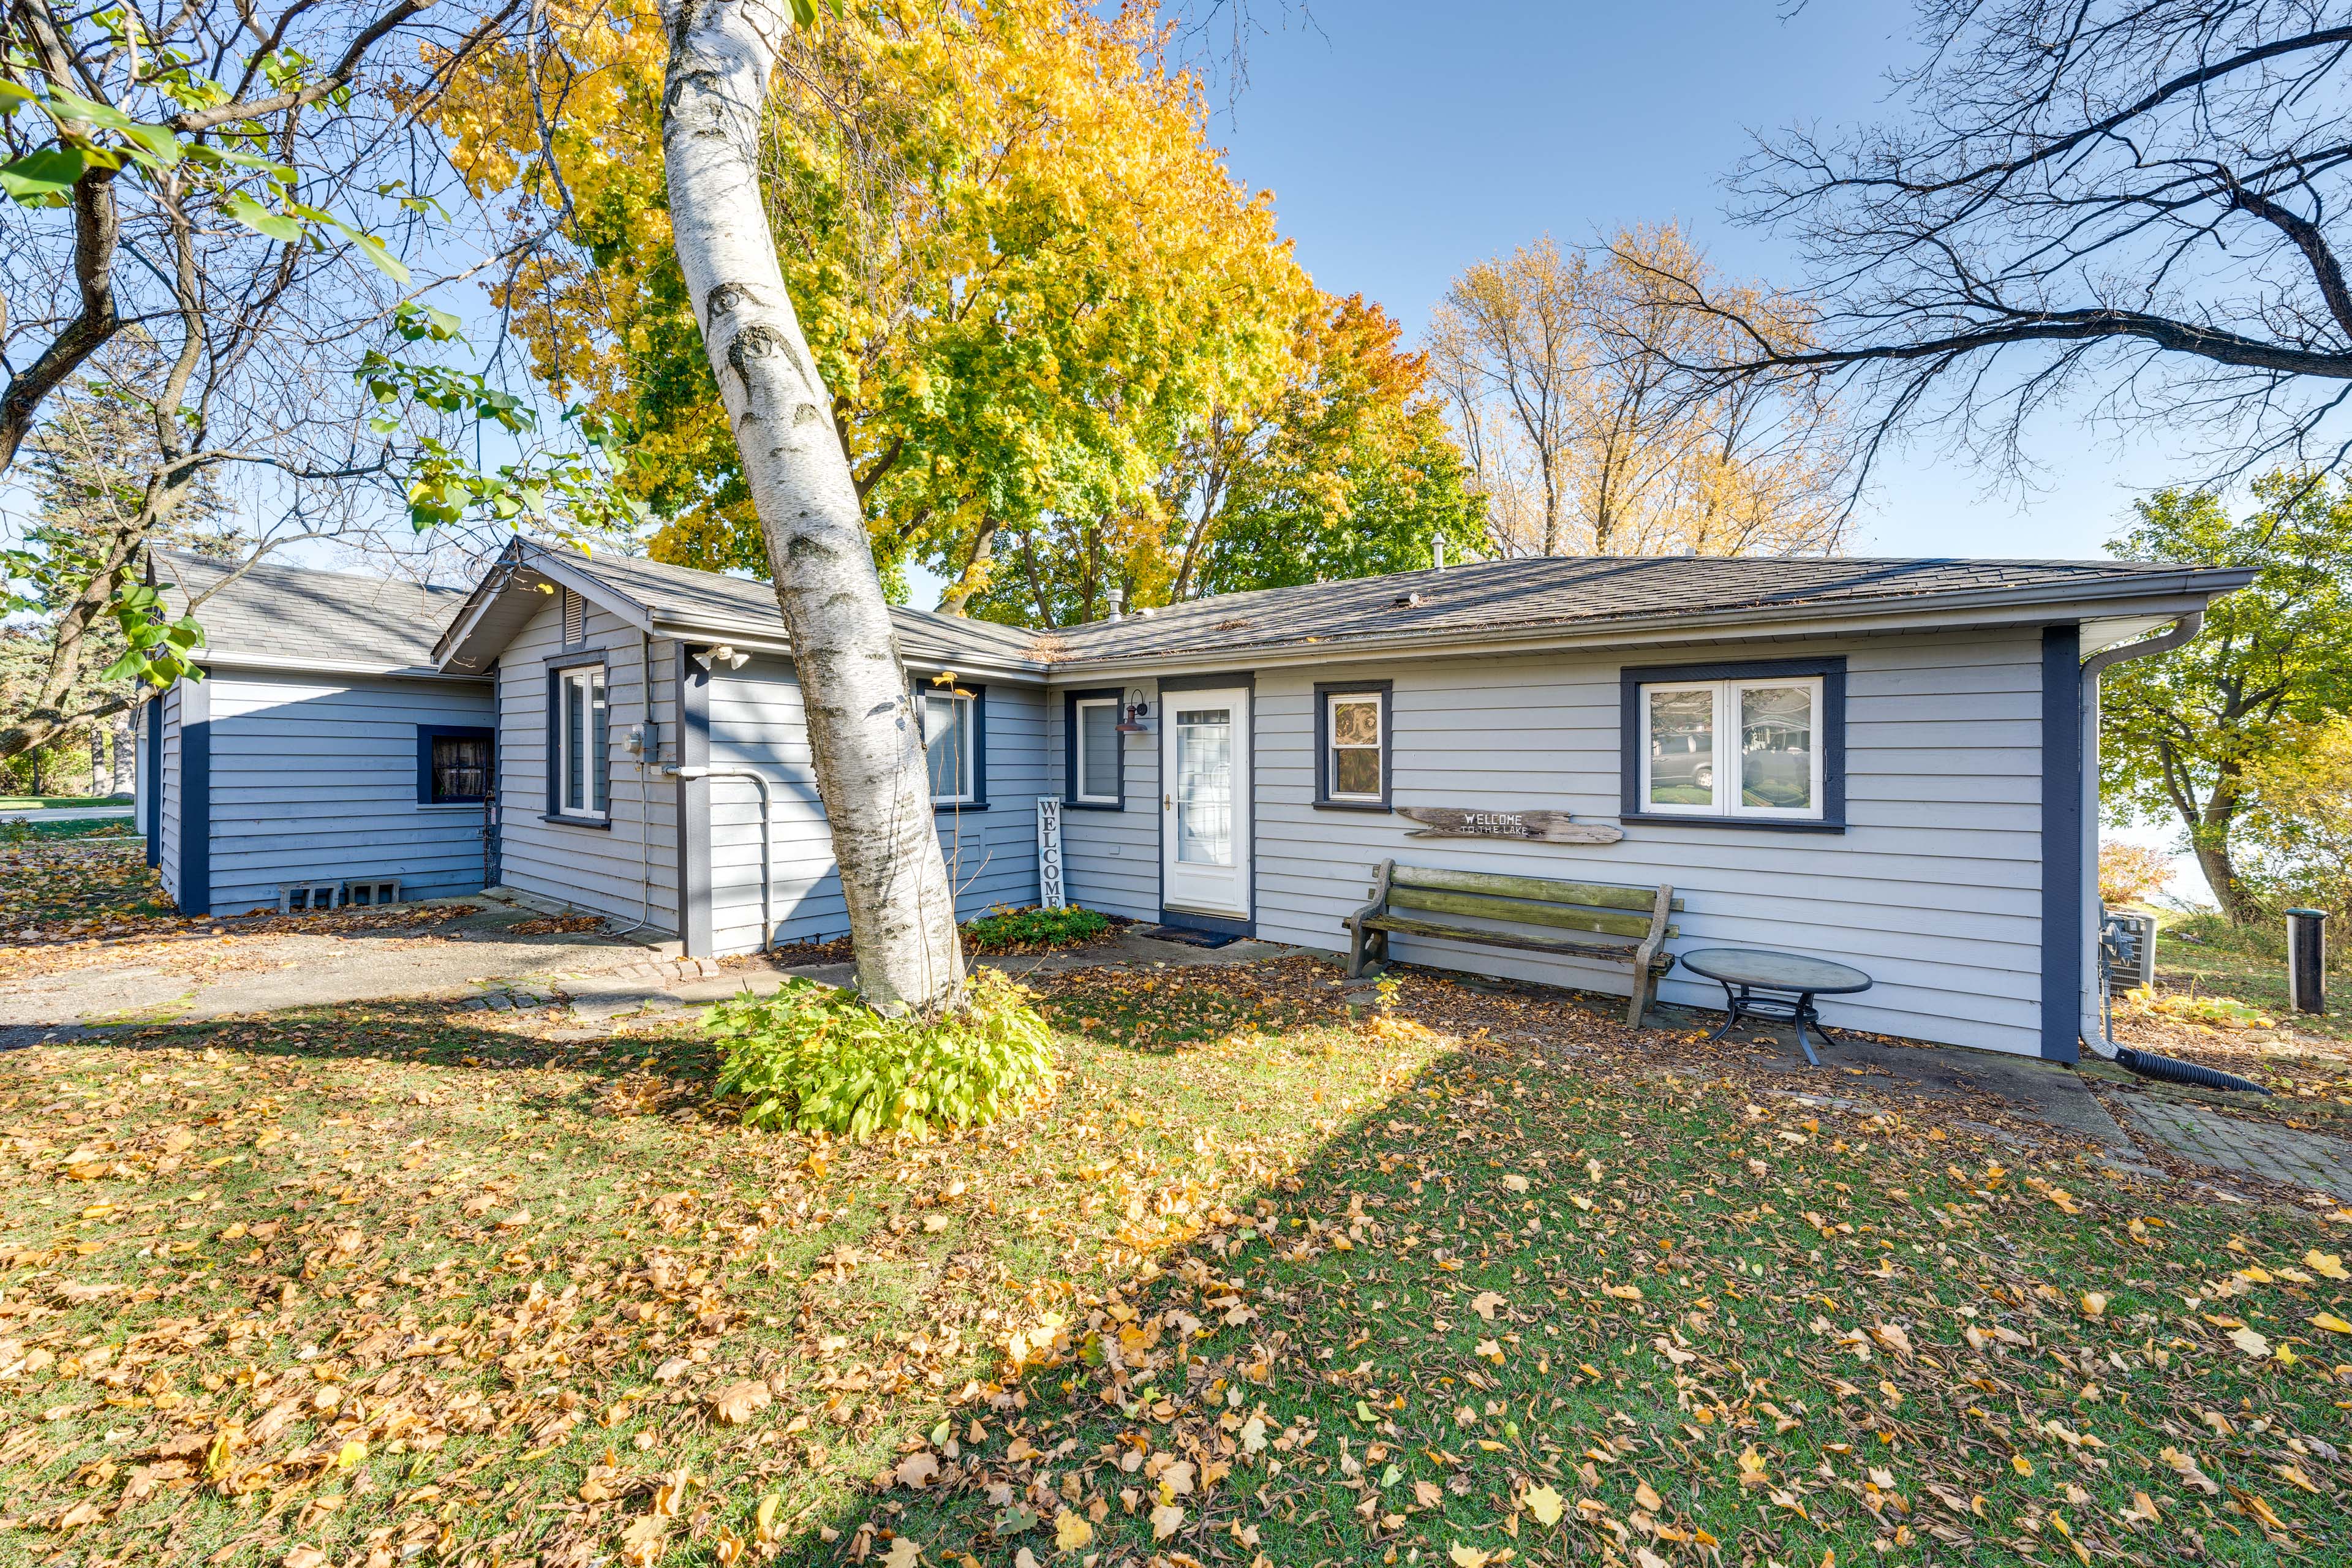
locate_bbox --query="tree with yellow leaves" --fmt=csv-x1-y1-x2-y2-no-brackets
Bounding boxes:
1425,225,1853,559
432,0,1313,612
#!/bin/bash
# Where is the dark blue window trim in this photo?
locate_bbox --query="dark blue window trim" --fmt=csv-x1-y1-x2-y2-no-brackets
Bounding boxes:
1618,656,1847,832
544,652,611,827
143,692,164,868
918,679,988,813
417,725,495,805
2041,624,2083,1063
1063,686,1124,810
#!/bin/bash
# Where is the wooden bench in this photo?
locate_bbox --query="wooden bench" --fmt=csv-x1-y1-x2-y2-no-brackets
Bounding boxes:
1343,861,1682,1027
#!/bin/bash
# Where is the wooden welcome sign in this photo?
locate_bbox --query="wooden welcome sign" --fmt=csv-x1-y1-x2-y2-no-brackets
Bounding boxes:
1396,806,1624,845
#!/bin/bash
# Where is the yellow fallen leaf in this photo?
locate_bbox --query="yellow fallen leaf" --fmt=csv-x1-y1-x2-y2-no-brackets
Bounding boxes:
2311,1312,2352,1334
881,1539,921,1568
1475,1338,1505,1365
2079,1292,2106,1317
1449,1547,1491,1568
1150,1502,1184,1540
335,1440,367,1470
1738,1447,1769,1488
1522,1483,1564,1526
1502,1174,1529,1193
2011,1455,2034,1477
1471,1291,1505,1321
710,1380,772,1427
1635,1479,1664,1511
2308,1250,2350,1281
1054,1509,1092,1550
2228,1325,2271,1359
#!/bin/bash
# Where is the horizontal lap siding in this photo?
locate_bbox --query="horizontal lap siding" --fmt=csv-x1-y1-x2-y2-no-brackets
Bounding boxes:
1248,633,2046,1055
1048,693,1159,921
704,660,1048,957
159,685,183,905
204,674,495,913
495,598,679,930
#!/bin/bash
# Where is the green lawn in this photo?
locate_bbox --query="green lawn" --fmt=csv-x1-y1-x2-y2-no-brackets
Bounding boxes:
2144,908,2352,1046
0,795,130,810
1,962,2345,1568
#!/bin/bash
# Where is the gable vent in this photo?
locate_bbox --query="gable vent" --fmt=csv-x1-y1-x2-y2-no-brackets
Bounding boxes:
563,587,586,647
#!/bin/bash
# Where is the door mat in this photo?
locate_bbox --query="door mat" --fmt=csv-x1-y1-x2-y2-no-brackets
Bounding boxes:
1139,924,1243,949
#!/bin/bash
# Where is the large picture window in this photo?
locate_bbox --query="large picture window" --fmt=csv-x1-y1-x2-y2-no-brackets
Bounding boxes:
1312,680,1392,810
1621,659,1844,830
554,665,608,820
919,683,986,808
1066,690,1122,807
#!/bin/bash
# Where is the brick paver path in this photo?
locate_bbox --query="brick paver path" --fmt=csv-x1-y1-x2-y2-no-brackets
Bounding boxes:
2122,1096,2352,1198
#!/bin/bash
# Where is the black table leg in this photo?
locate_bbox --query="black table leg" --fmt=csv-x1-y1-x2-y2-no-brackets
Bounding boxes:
1702,981,1746,1043
1790,990,1822,1067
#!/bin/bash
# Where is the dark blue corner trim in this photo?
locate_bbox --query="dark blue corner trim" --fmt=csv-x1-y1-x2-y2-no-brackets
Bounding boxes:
143,693,163,867
2041,624,2083,1063
178,674,210,917
416,725,494,805
680,645,714,957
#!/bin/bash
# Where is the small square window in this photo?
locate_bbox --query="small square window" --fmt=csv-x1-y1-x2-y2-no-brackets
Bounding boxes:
430,733,491,804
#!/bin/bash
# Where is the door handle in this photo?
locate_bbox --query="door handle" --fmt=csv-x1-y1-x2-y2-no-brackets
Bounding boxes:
1164,794,1172,809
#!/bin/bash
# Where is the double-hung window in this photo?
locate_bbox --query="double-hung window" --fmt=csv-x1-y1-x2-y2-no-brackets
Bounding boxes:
1313,681,1392,809
556,665,608,820
1068,693,1121,806
1627,663,1836,824
921,685,983,807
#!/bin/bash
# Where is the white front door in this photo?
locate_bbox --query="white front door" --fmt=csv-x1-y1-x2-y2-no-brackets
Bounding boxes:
1161,687,1250,919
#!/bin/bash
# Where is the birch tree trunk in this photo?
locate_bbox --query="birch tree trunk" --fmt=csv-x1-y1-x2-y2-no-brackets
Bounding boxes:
660,0,965,1014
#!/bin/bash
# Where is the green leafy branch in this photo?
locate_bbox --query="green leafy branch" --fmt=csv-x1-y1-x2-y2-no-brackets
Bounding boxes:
359,303,650,537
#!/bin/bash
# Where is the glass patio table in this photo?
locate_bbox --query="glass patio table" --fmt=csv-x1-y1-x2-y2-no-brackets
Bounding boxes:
1679,947,1874,1068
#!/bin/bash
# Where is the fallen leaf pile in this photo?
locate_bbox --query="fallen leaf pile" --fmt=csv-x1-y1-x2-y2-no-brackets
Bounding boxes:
0,959,2345,1568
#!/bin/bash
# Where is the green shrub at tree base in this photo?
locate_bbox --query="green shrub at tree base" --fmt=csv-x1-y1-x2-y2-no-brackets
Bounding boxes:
706,969,1057,1138
961,904,1110,954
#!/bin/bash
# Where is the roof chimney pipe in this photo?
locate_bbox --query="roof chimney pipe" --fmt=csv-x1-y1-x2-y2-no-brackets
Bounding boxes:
1105,583,1124,622
1433,536,1447,572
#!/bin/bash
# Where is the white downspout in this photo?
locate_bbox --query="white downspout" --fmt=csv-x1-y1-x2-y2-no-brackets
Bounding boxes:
2077,612,2204,1058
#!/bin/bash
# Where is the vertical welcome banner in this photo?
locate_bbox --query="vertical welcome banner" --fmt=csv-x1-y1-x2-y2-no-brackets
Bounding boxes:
1036,797,1066,908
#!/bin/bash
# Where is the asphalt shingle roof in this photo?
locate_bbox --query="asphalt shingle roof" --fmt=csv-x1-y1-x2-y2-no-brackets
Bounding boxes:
1039,554,2248,666
535,546,1044,666
152,549,472,674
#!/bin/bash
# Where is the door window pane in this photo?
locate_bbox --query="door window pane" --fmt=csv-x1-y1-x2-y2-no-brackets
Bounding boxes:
1175,706,1233,865
1646,687,1716,807
1740,684,1814,810
1076,699,1118,801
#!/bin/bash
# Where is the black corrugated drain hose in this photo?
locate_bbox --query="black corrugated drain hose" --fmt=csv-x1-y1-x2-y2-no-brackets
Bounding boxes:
2114,1047,2272,1096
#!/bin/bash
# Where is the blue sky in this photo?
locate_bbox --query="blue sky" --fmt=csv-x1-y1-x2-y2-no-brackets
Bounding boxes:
1188,0,2177,561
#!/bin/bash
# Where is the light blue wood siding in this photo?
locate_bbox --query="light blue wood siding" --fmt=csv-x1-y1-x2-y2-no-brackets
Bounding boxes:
202,672,495,914
1047,692,1159,921
492,594,680,929
702,657,1046,955
1048,631,2046,1055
